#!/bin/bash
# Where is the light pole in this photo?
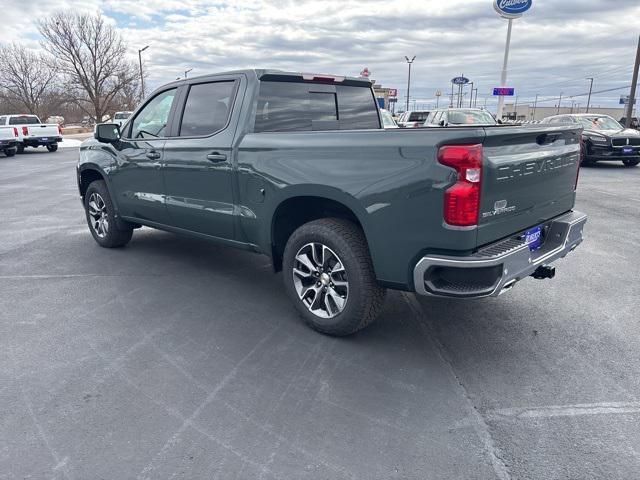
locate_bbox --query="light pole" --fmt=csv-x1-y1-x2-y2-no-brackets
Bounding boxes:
404,56,416,112
138,45,149,100
585,77,594,113
532,94,538,120
468,82,474,107
184,68,193,78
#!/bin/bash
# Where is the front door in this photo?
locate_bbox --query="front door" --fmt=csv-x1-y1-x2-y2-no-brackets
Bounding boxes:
162,78,241,240
111,88,178,224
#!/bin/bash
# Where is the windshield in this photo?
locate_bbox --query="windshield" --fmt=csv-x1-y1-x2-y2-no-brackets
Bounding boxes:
576,116,622,131
447,110,496,125
9,116,39,125
380,109,397,128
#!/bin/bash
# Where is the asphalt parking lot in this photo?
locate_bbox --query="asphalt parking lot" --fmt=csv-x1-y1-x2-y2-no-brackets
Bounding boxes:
1,146,639,480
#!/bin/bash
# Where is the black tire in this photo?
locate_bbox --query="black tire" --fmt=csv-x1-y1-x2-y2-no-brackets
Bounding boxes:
84,180,133,248
46,144,58,152
4,149,15,157
16,144,24,154
283,218,386,336
622,159,639,167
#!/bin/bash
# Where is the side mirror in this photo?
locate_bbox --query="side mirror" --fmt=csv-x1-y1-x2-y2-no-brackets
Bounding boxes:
94,123,121,143
439,120,445,127
497,119,503,125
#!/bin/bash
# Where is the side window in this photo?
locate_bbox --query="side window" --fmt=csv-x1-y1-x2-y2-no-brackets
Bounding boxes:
336,85,380,130
129,88,177,139
254,81,380,133
179,81,236,137
0,116,6,125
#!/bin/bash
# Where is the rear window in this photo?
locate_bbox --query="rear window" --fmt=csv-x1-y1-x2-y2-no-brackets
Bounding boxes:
254,81,380,132
9,116,39,125
408,112,429,122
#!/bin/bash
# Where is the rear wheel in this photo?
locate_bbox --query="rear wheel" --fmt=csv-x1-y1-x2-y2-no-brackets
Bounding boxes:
46,144,58,152
622,159,639,167
84,180,133,248
16,144,24,154
283,218,385,336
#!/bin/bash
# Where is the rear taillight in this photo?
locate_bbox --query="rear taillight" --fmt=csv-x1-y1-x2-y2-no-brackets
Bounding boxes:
13,127,18,137
58,124,63,135
437,144,483,226
22,126,28,136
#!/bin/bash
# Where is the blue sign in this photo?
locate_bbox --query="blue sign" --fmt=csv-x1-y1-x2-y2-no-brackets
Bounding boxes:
493,0,533,18
493,87,515,96
452,76,470,85
377,97,385,108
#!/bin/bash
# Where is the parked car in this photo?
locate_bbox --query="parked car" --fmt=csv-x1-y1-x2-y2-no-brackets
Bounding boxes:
113,111,133,128
78,69,586,336
0,124,18,157
380,108,398,128
0,114,62,153
541,114,640,167
396,110,430,128
424,108,497,127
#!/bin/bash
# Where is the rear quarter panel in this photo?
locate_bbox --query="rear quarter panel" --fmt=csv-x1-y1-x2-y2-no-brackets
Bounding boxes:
236,127,487,288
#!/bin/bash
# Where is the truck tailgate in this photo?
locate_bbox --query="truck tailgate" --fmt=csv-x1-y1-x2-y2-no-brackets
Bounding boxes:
477,124,581,246
24,124,59,138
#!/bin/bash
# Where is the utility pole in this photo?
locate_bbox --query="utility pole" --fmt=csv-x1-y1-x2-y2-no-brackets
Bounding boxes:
473,88,478,107
625,35,640,128
557,92,563,114
138,45,149,101
404,56,416,112
532,94,538,120
586,77,594,113
469,82,474,107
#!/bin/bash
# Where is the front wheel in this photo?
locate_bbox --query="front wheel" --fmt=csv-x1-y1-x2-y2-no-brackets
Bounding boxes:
84,180,133,248
283,218,386,336
4,148,15,157
46,144,58,152
622,159,639,167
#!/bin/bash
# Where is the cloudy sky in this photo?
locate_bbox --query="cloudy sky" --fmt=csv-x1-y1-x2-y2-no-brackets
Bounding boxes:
4,0,640,110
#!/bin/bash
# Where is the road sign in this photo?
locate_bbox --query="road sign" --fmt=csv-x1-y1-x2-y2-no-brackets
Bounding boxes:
493,87,515,96
620,95,637,105
452,76,469,85
494,0,533,19
388,88,398,97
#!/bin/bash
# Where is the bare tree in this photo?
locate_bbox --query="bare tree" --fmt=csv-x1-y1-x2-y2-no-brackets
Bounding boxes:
0,43,61,118
38,12,140,122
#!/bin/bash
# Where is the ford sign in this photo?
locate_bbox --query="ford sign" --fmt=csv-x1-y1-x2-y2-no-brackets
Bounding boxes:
451,76,470,85
493,0,532,19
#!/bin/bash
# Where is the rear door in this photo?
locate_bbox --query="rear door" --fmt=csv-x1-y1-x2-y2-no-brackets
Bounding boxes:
477,124,582,246
162,76,242,239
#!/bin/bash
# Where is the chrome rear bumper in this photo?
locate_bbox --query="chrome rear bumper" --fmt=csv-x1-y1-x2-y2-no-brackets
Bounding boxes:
413,210,587,298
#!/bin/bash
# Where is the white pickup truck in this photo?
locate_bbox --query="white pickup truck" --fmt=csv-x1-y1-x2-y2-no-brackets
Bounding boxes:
0,125,18,157
0,114,62,153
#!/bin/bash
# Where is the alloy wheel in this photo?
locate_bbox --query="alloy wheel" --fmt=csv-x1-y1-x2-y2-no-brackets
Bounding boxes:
88,192,109,238
292,242,349,318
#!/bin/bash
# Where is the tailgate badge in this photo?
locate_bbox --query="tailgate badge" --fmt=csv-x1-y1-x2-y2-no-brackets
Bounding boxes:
482,199,516,218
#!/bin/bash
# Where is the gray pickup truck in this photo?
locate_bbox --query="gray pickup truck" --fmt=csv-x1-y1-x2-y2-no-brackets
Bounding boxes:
77,69,587,336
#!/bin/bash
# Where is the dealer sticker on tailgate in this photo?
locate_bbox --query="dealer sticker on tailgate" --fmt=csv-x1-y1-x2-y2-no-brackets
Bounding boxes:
525,226,543,251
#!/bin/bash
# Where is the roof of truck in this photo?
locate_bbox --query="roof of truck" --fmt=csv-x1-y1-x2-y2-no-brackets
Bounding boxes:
161,69,373,89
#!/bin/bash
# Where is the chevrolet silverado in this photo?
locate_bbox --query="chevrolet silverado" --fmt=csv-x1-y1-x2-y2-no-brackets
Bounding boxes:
77,69,587,336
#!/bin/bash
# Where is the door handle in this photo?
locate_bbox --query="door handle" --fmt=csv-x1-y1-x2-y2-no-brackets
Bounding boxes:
206,152,227,163
146,150,161,160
